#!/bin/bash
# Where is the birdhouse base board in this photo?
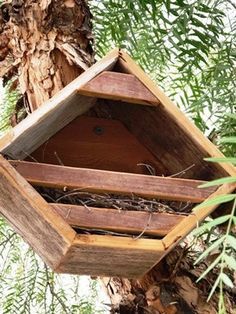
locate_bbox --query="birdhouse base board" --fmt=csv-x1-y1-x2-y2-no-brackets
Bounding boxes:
55,235,165,278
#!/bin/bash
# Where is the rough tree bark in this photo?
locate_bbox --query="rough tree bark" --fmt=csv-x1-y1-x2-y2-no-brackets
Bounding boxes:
0,1,234,314
0,0,94,111
101,246,220,314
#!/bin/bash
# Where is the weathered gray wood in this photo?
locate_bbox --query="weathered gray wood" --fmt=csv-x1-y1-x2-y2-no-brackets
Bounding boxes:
0,155,75,269
0,50,119,159
55,235,165,277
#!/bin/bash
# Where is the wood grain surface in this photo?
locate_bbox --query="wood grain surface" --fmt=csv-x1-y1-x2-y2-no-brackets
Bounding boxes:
0,155,75,269
107,101,228,181
30,116,161,174
0,49,119,160
55,234,165,277
10,160,216,203
78,71,159,106
51,203,186,237
119,50,236,177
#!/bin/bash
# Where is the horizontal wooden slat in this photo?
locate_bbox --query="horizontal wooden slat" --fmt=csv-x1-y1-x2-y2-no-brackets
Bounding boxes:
55,234,165,277
78,71,160,106
10,161,216,203
144,181,236,276
51,203,185,237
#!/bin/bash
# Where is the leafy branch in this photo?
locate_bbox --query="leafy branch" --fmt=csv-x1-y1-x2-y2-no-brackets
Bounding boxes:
194,132,236,313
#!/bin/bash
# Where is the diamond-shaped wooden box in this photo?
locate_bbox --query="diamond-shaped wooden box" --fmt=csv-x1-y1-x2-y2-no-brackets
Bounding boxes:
0,49,235,278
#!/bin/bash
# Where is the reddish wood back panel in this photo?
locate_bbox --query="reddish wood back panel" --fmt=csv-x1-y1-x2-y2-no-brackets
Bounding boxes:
101,100,228,180
31,116,160,174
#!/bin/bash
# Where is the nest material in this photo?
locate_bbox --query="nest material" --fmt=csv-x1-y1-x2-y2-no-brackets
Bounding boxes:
36,187,193,238
37,187,194,214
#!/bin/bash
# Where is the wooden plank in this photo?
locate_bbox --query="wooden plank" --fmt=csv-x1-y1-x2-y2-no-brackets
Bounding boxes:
118,50,236,177
10,161,216,203
51,204,185,237
144,181,236,275
108,101,226,180
0,49,119,160
55,235,165,277
78,71,160,106
0,155,76,269
30,116,162,174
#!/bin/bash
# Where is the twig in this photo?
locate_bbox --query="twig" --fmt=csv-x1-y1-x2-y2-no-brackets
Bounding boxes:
39,187,190,214
133,213,153,240
42,140,49,162
169,164,195,178
44,264,69,314
41,193,56,202
22,150,39,163
54,151,64,166
78,199,92,212
137,163,156,175
169,245,188,280
75,227,132,237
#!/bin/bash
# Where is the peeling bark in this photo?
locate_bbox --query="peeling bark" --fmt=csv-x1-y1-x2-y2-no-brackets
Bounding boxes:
101,247,235,314
0,0,94,110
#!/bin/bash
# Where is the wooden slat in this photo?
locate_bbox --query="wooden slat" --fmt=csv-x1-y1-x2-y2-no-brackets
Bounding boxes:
0,155,75,269
51,204,185,237
163,181,236,249
55,235,165,277
31,116,162,174
10,161,216,203
78,71,159,106
118,50,236,177
144,181,236,276
0,49,119,160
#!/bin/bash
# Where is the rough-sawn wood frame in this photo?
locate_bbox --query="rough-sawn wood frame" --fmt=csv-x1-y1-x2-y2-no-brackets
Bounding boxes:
0,49,235,278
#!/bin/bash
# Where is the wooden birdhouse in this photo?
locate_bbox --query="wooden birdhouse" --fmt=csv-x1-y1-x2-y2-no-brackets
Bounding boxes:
0,49,235,278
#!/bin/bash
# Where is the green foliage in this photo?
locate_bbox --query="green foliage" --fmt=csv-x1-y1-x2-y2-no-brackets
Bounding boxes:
204,157,236,164
199,176,236,188
91,0,236,147
0,83,19,137
0,220,106,313
194,131,236,313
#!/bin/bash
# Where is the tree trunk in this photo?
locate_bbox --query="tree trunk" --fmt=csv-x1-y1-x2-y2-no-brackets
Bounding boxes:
101,247,220,314
0,0,94,111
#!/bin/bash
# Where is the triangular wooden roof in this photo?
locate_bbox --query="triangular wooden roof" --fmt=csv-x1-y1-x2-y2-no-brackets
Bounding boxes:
0,48,234,177
0,49,235,277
